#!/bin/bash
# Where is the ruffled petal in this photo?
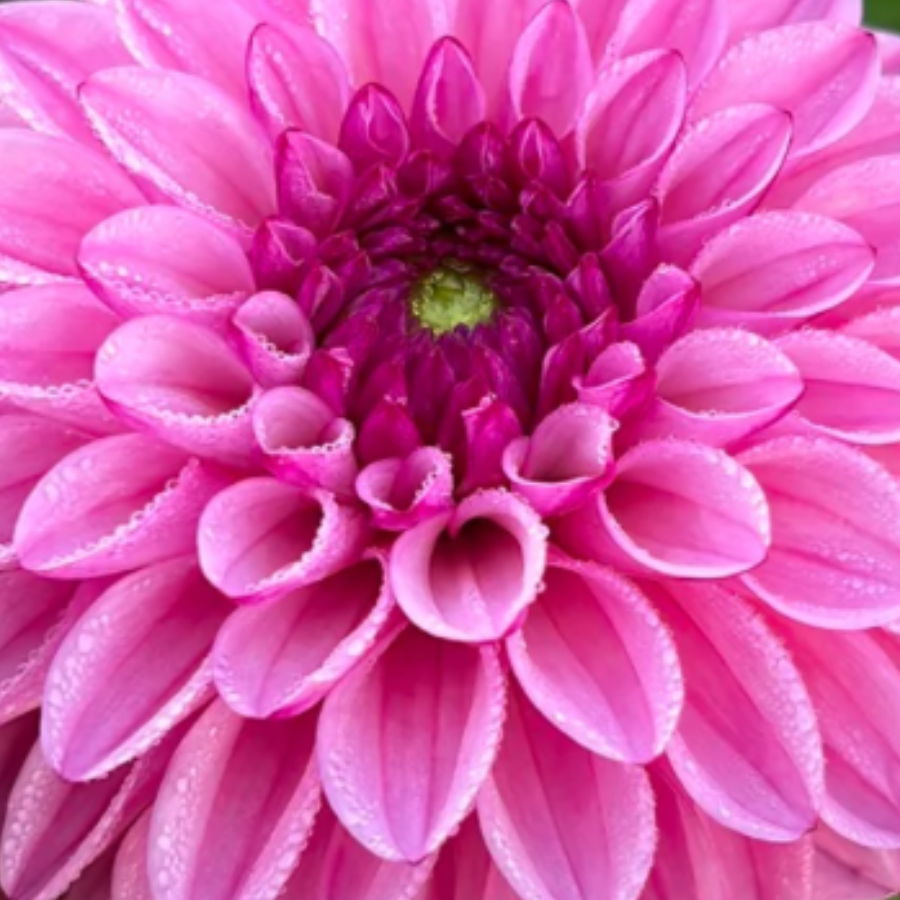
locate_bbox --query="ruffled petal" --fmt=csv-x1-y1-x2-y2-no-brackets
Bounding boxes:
318,627,505,861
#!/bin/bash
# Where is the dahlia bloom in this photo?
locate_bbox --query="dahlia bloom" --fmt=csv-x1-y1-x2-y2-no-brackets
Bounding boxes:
4,0,900,897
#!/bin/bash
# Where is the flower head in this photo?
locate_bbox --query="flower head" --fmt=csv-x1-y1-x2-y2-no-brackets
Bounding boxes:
1,0,900,898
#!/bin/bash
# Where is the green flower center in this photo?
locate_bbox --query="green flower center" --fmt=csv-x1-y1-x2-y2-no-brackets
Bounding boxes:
411,261,498,335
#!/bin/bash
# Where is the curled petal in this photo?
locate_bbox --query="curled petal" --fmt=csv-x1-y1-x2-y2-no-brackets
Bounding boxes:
356,446,454,531
573,341,653,419
458,397,522,494
555,439,770,579
740,437,900,627
339,84,410,174
502,403,615,516
81,67,276,235
148,701,321,900
319,627,506,862
249,218,316,295
389,489,547,643
198,476,367,603
78,206,255,329
14,434,225,579
42,558,230,782
477,683,656,900
507,556,683,764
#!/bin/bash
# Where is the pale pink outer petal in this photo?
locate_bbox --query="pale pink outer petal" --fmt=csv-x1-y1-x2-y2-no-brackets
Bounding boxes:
14,434,227,579
643,762,815,900
197,477,368,603
96,315,258,466
843,307,900,362
814,824,900,900
280,805,435,900
691,211,875,333
78,205,255,329
740,436,900,627
554,439,770,579
112,812,153,900
41,557,230,782
879,31,900,75
389,489,548,643
319,626,506,862
690,22,879,157
507,555,684,764
81,67,276,236
0,130,143,288
727,0,862,43
148,701,321,900
213,554,397,718
646,580,824,841
477,683,656,900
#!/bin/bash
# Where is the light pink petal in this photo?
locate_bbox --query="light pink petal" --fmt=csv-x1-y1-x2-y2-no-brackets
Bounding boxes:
78,206,254,329
281,804,434,900
230,290,313,388
247,23,351,143
95,316,258,466
842,307,900,362
879,32,900,75
81,67,276,236
644,763,815,900
42,557,229,782
691,22,879,157
691,211,875,333
389,489,547,643
575,51,686,227
253,386,357,496
646,580,823,841
112,813,153,900
14,433,226,579
0,130,142,288
740,436,900,627
198,477,367,603
148,701,320,900
610,0,728,88
0,1,131,142
117,0,258,99
477,683,656,900
626,328,803,447
214,554,396,718
814,824,900,900
776,330,900,443
356,446,454,531
728,0,863,43
573,341,653,419
502,403,615,516
506,0,593,136
318,627,505,862
555,439,770,579
656,105,793,265
507,556,683,764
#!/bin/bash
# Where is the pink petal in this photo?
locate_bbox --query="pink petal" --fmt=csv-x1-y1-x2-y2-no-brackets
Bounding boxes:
507,556,683,764
691,211,875,333
626,328,803,447
656,105,793,265
646,581,823,841
247,23,351,143
355,446,454,531
95,316,258,466
502,403,616,516
879,31,900,75
0,1,131,143
148,701,320,900
78,205,255,329
42,557,229,782
691,22,879,157
14,433,226,579
740,437,900,627
318,627,505,862
253,386,357,496
506,0,593,136
197,477,367,603
477,683,656,900
728,0,863,43
112,813,153,900
814,824,900,900
573,341,654,419
555,439,770,579
0,130,142,288
458,397,522,494
81,67,276,236
0,713,36,823
842,307,900,362
213,554,396,718
776,330,900,443
389,489,547,643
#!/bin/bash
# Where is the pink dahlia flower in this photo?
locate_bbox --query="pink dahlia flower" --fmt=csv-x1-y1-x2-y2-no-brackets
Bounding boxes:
3,0,900,897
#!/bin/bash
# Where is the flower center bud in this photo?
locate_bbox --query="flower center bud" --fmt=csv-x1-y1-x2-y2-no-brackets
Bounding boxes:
411,261,498,335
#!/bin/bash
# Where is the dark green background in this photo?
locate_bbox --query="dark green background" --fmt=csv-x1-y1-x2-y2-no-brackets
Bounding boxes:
868,0,900,29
